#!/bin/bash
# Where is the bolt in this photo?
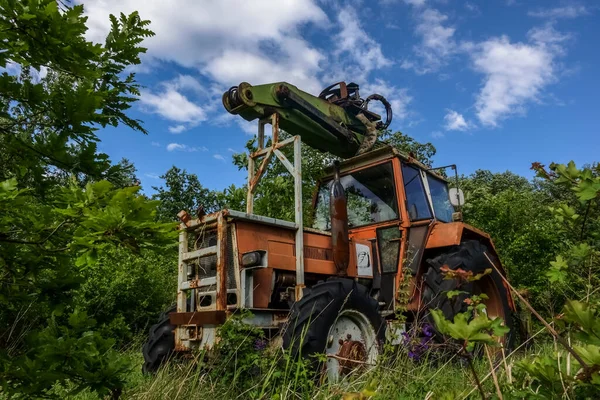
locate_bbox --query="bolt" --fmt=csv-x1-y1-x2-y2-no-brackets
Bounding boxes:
327,335,333,348
339,339,344,346
346,334,352,340
245,90,253,99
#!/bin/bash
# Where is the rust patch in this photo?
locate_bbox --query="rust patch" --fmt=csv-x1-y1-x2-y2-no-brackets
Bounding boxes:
337,338,367,375
169,311,227,326
178,210,192,227
216,213,227,311
304,246,333,261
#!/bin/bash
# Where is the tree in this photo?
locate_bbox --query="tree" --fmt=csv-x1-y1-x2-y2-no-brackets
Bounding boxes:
460,170,563,312
380,130,437,167
152,166,221,221
0,1,170,397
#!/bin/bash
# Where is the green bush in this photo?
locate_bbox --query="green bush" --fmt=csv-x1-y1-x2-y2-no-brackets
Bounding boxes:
75,247,177,344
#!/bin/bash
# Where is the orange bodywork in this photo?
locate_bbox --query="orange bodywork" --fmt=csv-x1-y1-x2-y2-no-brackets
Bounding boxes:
234,149,514,312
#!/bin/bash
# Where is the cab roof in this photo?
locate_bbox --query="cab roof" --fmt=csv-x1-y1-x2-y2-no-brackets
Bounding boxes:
322,145,448,182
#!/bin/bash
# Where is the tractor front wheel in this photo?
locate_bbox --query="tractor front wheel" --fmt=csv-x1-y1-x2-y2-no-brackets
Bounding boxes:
282,278,386,382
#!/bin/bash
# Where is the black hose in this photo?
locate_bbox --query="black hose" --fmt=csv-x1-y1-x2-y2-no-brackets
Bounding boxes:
362,94,393,130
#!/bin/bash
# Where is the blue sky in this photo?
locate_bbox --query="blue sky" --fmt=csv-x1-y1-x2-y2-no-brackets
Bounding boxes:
81,0,599,194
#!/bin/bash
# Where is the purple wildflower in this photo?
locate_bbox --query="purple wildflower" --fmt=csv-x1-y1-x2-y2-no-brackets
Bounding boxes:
422,324,434,338
253,338,268,351
408,350,419,361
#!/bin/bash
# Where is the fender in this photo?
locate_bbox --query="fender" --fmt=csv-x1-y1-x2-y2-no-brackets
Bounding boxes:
409,221,516,312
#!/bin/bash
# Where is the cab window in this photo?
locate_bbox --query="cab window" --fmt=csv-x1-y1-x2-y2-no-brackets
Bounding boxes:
313,162,398,230
426,175,454,222
401,164,432,221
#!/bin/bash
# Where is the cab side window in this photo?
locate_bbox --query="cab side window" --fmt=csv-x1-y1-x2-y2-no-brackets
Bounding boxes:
402,164,432,220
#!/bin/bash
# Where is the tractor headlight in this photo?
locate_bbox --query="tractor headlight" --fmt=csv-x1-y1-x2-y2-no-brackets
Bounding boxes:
241,251,266,268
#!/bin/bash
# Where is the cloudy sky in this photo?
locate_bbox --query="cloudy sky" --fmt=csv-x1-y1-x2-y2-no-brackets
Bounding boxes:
82,0,599,192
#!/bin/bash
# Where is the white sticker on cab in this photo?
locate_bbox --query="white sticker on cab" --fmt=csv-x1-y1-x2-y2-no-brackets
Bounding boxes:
355,243,373,277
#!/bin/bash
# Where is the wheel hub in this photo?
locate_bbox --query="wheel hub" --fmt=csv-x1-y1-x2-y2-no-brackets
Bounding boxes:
325,310,378,382
336,335,367,375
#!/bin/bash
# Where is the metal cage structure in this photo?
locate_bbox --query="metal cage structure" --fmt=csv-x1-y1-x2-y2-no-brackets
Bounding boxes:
246,113,305,299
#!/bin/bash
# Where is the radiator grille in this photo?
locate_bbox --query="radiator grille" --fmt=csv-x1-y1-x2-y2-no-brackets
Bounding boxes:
192,226,237,289
193,230,217,280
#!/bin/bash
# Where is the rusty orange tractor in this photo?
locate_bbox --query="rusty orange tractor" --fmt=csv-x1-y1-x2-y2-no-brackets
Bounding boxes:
143,81,516,380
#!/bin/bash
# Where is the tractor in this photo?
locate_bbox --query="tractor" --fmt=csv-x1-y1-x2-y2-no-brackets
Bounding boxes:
142,81,516,380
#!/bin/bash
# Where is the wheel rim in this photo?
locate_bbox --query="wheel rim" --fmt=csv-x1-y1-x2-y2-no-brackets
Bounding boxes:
325,309,379,382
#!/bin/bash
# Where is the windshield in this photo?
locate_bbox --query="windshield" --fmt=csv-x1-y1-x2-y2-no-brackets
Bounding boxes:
426,175,454,222
313,162,398,230
402,164,432,220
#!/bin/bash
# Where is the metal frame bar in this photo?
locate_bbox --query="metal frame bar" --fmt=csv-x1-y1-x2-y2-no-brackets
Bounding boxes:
246,113,305,299
177,227,188,314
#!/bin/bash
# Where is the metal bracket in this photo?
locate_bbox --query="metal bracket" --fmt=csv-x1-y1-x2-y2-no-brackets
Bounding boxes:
246,114,305,299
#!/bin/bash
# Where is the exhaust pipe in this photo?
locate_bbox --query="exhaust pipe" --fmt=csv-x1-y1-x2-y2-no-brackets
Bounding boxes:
330,161,349,275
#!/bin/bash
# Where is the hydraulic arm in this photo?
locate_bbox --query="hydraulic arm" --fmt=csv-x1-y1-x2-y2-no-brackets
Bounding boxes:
222,81,392,159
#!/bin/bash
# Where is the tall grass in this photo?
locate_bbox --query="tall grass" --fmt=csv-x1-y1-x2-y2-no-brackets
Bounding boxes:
58,337,555,400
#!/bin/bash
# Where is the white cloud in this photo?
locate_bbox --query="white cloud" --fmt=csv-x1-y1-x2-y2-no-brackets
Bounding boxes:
404,0,427,6
431,131,444,138
469,25,568,127
362,79,412,121
528,5,589,19
140,86,206,124
401,8,457,74
381,0,426,5
166,143,208,152
238,119,259,135
144,173,160,179
166,143,185,152
172,74,204,94
443,110,471,131
227,148,237,153
2,61,21,75
202,44,323,94
81,0,326,92
332,7,392,81
151,141,160,147
213,154,226,161
168,125,187,134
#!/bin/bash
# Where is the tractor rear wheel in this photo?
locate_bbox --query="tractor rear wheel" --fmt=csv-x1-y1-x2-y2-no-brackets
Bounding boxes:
142,304,177,374
282,278,385,382
422,240,515,351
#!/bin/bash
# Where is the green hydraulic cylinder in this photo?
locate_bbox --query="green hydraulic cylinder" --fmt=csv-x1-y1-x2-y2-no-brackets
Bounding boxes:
222,82,375,159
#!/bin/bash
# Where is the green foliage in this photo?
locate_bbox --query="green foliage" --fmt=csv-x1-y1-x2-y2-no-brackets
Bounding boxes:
152,166,222,221
2,310,132,399
461,169,565,312
431,310,509,352
0,177,174,396
531,162,600,308
0,0,153,192
509,301,600,398
0,1,169,396
506,161,600,399
75,247,176,344
379,130,437,167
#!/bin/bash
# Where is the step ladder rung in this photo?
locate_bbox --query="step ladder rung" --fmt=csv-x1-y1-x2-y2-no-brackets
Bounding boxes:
183,246,217,261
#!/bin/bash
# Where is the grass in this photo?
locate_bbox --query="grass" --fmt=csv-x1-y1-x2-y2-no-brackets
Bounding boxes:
58,334,556,400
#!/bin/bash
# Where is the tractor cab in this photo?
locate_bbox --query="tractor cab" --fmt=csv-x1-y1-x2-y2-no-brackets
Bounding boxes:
312,148,460,232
